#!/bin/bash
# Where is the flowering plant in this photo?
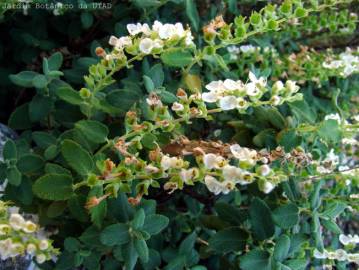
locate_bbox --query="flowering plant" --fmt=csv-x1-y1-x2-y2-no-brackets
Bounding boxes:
0,0,358,269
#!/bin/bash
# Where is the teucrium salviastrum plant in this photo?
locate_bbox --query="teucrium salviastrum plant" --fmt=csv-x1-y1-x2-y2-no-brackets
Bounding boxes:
0,0,358,269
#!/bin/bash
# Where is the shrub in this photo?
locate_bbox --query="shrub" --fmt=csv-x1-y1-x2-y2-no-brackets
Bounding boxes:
0,0,358,269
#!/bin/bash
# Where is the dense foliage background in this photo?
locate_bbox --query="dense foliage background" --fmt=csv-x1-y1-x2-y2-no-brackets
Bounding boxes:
0,0,358,270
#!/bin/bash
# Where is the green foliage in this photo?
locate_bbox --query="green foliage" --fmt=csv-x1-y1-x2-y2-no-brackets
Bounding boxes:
0,0,358,269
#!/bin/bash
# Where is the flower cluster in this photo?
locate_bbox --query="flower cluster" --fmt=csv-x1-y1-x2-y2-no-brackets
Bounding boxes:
314,249,359,264
0,201,58,264
108,21,194,57
201,72,302,111
323,47,359,77
339,234,359,246
227,44,275,60
315,149,340,174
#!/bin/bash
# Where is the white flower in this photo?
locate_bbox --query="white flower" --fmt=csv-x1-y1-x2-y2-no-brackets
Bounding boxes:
127,23,143,35
203,154,225,169
285,80,299,93
204,175,223,195
0,239,12,260
227,46,240,54
205,80,225,92
26,243,37,255
36,254,47,264
9,213,25,231
160,156,183,170
222,165,242,182
109,36,132,49
171,102,184,111
160,23,177,39
335,249,348,261
39,240,49,251
185,31,194,46
270,95,281,106
204,176,233,195
324,113,341,123
153,39,163,49
0,224,11,235
152,20,163,32
219,95,238,110
248,71,266,88
245,82,261,96
179,168,198,183
201,92,219,103
339,234,359,245
10,243,24,257
272,81,284,93
262,181,275,194
314,249,327,259
258,165,271,176
223,79,240,91
230,144,257,166
23,220,37,233
316,166,331,174
240,45,256,54
145,165,160,174
139,38,154,54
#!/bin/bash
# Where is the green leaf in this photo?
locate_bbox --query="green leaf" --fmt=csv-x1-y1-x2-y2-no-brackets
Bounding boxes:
141,133,157,150
106,89,141,112
146,64,164,88
17,154,44,173
48,52,63,71
64,237,81,252
123,240,138,270
143,75,155,93
274,235,291,262
158,90,178,104
321,219,342,234
29,95,53,122
6,167,22,186
33,174,73,201
57,86,83,105
284,259,307,270
310,180,323,210
214,202,244,226
289,100,316,124
317,120,341,142
160,49,193,68
9,71,38,88
240,249,271,270
61,139,94,175
134,239,149,263
32,74,48,89
321,201,347,219
132,209,145,229
249,198,274,240
3,139,17,160
272,203,299,229
8,103,32,130
45,163,71,176
47,201,67,218
32,131,57,149
185,0,199,31
142,214,169,235
100,223,131,246
75,120,109,143
208,227,248,253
